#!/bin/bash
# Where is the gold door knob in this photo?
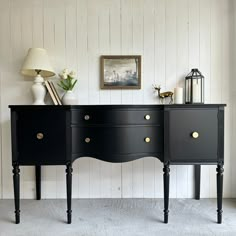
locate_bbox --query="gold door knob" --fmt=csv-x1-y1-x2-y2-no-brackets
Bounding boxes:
36,133,44,140
85,137,91,143
84,115,90,121
145,137,151,143
192,132,199,139
145,114,151,120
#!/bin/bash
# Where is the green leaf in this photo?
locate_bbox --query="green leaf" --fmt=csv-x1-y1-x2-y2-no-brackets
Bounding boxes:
57,83,67,90
71,80,77,90
58,81,69,90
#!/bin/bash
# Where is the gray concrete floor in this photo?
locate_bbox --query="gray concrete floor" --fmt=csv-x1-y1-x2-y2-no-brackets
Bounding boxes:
0,199,236,236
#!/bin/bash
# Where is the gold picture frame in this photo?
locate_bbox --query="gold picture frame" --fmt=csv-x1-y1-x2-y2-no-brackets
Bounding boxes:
100,55,141,89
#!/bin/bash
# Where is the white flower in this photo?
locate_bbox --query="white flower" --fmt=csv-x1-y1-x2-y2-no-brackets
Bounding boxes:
59,72,68,80
62,68,69,75
58,68,78,91
69,71,76,78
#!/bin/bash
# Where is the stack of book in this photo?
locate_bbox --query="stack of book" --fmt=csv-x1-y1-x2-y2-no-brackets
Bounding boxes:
44,81,62,105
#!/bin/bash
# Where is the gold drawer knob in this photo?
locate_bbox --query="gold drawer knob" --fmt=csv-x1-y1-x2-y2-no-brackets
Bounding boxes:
192,132,199,139
85,137,91,143
84,115,90,121
145,137,151,143
145,114,151,120
36,133,44,140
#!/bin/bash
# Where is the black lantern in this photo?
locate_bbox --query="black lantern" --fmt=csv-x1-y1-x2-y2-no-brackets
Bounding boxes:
185,68,204,104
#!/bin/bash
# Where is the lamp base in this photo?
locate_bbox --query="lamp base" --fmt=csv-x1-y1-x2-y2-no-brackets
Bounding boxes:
32,74,46,105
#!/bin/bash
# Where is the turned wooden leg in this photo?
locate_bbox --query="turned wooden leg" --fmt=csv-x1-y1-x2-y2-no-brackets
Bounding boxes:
195,165,201,200
35,165,41,200
163,163,170,224
66,163,73,224
217,164,224,224
13,164,20,224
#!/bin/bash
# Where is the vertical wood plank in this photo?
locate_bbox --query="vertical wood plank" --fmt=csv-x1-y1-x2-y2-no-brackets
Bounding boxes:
87,0,108,198
143,0,155,104
77,0,89,105
87,0,99,105
90,0,110,198
89,158,100,198
228,0,235,198
121,0,133,104
65,0,78,198
2,1,23,199
42,0,56,199
110,0,122,104
32,0,44,48
120,0,133,198
210,0,222,104
232,97,236,197
132,0,144,104
199,0,211,198
200,0,211,103
153,0,165,198
0,1,10,199
176,0,188,198
154,0,165,91
109,0,123,198
143,0,155,198
132,0,144,198
99,4,111,105
0,72,2,199
189,0,200,69
76,0,89,198
31,0,44,197
11,2,25,199
165,0,177,198
54,0,67,199
188,0,200,199
165,0,177,91
78,158,90,198
221,0,232,198
21,2,35,199
209,0,223,198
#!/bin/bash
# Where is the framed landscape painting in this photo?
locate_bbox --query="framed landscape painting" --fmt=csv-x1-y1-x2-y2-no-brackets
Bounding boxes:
100,55,141,89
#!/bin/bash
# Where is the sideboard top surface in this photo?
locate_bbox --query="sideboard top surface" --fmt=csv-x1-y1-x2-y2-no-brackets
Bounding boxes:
9,104,226,110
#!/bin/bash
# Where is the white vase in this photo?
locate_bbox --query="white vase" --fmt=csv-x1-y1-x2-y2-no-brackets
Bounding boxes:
62,90,77,105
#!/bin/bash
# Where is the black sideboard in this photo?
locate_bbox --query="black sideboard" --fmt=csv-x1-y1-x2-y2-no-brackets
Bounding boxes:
9,104,225,224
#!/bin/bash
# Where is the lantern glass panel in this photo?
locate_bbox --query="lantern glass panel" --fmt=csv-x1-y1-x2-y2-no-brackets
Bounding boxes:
192,78,202,103
185,78,190,103
185,69,204,104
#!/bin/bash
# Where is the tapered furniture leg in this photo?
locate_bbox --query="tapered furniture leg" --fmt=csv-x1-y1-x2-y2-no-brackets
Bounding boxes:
66,163,73,224
217,164,224,224
35,165,41,200
13,164,20,224
163,163,170,224
195,165,201,200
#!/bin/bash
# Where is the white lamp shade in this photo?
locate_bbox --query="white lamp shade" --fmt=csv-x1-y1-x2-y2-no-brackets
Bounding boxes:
21,48,55,78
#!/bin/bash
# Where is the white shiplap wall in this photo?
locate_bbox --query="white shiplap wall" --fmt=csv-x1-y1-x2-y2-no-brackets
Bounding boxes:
0,0,234,199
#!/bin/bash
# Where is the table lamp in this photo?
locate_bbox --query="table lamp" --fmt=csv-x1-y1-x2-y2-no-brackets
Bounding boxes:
21,48,55,105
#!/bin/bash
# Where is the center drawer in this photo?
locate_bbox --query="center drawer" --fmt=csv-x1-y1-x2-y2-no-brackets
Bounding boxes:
71,109,163,126
72,126,163,157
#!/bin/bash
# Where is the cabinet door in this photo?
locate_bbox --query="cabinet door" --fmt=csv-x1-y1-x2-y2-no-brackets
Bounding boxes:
165,109,219,163
16,110,69,165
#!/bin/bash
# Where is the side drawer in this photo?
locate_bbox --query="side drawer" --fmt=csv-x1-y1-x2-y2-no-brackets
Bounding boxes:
71,109,163,126
72,126,163,162
15,110,69,165
165,109,219,163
